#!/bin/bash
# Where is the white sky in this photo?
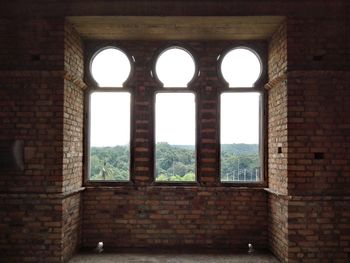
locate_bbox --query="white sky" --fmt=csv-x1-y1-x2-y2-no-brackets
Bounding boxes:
90,48,261,147
90,92,130,147
155,48,195,87
156,93,195,145
91,48,131,87
221,48,261,87
221,93,260,144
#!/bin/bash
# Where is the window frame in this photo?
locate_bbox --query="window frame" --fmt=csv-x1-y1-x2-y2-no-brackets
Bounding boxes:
217,45,267,89
86,44,135,88
152,90,199,185
151,44,199,185
217,44,267,187
84,44,135,186
151,44,199,89
83,41,267,187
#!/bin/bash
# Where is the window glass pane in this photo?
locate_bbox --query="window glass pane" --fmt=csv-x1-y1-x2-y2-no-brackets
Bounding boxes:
220,93,261,182
155,47,196,88
91,48,131,87
89,92,130,181
220,48,261,88
155,93,196,182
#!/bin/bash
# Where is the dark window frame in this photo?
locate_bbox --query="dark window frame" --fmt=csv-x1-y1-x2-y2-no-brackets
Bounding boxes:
83,41,267,188
87,44,135,88
151,44,199,89
151,44,199,185
217,44,267,187
84,44,135,186
152,90,199,185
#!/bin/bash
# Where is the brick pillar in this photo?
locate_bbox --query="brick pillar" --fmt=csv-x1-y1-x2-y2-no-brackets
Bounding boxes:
0,18,85,263
267,21,289,262
285,16,350,262
268,14,350,263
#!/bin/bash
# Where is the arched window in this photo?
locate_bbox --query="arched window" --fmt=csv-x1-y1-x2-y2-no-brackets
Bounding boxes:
153,46,197,182
154,47,196,88
88,46,133,181
219,47,264,183
90,47,132,87
220,47,262,88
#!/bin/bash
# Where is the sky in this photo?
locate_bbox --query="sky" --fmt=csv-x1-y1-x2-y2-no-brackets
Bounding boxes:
221,48,261,87
90,47,261,147
155,48,196,88
220,93,260,144
90,92,130,147
91,48,131,87
155,93,195,145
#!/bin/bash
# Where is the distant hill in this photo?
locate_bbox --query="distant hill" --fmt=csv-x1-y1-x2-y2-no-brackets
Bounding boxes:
221,143,259,155
171,144,195,150
89,143,259,181
169,143,259,155
91,143,258,155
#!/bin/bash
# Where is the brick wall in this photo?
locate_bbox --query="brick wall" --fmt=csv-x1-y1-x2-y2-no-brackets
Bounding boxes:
0,17,65,262
0,193,63,263
0,72,64,193
63,78,84,192
62,192,82,263
287,71,350,196
287,17,350,72
61,21,85,261
83,40,269,250
284,15,350,262
267,14,350,262
83,187,267,249
288,197,350,262
268,22,287,82
267,21,288,194
268,194,288,261
63,22,84,193
267,79,288,194
1,1,350,262
0,72,66,262
267,20,289,262
0,18,64,71
282,14,350,262
0,18,85,263
0,18,66,193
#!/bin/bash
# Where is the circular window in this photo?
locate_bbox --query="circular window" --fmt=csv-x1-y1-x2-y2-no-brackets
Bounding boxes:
155,47,196,88
220,47,262,88
90,47,131,87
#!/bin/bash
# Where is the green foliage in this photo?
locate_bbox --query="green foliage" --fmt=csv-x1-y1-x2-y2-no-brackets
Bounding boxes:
90,145,130,181
157,172,195,182
90,143,260,182
220,144,260,182
155,142,195,182
221,143,259,155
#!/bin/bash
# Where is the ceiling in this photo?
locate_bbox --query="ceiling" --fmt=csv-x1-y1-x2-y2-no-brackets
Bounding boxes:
67,16,285,40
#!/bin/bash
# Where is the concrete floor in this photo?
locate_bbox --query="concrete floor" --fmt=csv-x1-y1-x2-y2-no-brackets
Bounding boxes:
69,252,280,263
